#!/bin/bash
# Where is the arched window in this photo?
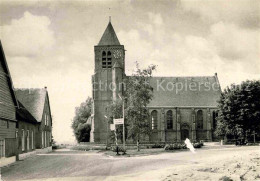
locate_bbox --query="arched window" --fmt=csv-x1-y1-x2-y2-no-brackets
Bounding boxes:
107,51,112,68
166,110,173,129
151,110,158,130
102,51,107,68
197,110,203,129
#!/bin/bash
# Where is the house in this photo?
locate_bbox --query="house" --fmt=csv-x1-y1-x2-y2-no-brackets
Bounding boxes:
15,88,52,152
0,40,19,166
16,101,38,156
90,21,221,143
0,40,53,167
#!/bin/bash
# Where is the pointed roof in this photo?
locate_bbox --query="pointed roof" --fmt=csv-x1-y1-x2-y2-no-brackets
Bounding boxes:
15,88,47,122
98,22,120,46
17,101,38,124
0,40,19,109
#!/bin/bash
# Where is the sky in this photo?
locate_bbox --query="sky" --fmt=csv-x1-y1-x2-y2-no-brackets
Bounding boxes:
0,0,259,144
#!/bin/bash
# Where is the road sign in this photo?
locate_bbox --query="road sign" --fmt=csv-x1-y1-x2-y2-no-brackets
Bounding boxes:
110,124,115,131
114,118,124,125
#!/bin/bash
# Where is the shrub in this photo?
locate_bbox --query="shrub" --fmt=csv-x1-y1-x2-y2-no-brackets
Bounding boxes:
151,143,165,148
193,143,202,148
111,146,126,153
70,145,90,151
164,143,182,150
181,143,187,149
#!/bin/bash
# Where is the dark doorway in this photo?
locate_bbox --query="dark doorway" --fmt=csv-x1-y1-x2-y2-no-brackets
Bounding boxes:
181,129,189,140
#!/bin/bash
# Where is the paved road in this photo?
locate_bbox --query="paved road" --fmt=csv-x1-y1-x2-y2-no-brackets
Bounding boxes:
1,146,259,181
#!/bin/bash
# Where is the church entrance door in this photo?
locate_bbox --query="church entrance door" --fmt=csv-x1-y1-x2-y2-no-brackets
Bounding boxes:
181,123,190,140
181,129,189,140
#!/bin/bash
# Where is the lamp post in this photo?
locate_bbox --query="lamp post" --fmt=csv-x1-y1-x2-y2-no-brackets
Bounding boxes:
118,94,126,153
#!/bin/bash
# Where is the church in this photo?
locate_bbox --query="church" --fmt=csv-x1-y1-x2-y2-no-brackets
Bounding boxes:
90,21,221,143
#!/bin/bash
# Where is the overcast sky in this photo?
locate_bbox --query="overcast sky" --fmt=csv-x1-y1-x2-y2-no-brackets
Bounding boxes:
1,0,259,143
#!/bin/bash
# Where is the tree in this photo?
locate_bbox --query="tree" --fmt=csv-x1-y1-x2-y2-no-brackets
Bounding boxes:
105,62,156,150
215,80,260,141
106,99,124,143
71,97,92,143
125,62,156,150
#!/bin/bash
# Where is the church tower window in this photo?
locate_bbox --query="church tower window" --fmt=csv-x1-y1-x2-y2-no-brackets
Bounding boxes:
151,110,158,130
102,51,107,68
167,110,173,129
197,110,203,129
107,51,112,68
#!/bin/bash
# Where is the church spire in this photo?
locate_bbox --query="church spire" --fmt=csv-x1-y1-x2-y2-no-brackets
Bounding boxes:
98,20,120,46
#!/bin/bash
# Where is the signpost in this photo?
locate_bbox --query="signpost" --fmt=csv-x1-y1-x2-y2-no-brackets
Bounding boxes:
114,118,124,125
110,124,115,131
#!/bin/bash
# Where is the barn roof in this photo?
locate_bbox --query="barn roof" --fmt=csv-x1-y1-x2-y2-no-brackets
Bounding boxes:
145,74,221,107
98,22,120,46
17,101,38,124
0,40,19,109
15,88,47,122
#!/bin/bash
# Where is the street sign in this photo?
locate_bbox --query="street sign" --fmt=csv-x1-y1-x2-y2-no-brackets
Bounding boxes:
114,118,124,125
110,124,115,131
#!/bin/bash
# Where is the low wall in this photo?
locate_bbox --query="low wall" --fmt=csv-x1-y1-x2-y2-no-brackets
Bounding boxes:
36,146,52,154
0,156,16,168
19,151,36,160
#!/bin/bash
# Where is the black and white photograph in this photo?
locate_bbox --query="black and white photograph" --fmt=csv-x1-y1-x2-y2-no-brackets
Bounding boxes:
0,0,259,180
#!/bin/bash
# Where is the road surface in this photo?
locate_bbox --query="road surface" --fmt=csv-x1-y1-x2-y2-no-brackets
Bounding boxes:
1,146,260,181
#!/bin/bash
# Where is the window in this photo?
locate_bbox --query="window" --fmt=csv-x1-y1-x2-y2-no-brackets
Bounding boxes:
42,132,44,148
167,110,173,129
22,129,25,151
31,131,34,150
151,110,158,130
102,51,112,69
50,132,52,144
45,131,47,147
107,51,112,68
27,130,29,150
197,110,203,129
102,51,107,68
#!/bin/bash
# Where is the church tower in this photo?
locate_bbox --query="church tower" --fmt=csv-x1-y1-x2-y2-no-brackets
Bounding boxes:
90,20,125,142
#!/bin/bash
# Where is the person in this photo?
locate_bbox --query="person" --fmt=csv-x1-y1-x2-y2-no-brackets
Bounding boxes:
184,138,196,153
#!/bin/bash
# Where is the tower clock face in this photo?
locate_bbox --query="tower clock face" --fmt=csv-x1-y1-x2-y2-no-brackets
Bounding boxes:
113,50,122,59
